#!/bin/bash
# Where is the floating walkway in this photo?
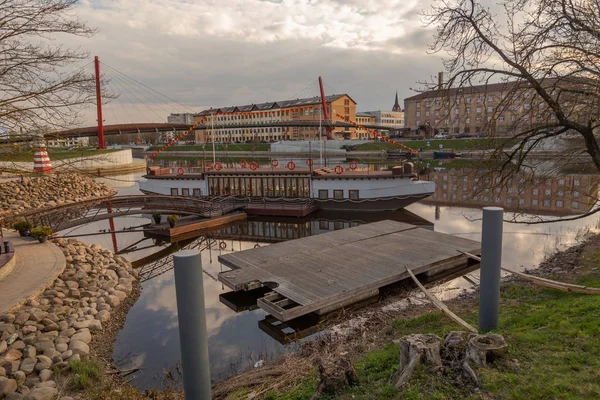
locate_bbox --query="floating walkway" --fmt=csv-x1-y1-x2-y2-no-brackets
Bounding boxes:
218,220,481,322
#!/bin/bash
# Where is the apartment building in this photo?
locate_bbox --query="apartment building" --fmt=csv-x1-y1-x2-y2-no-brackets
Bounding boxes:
167,113,195,125
46,137,89,148
355,112,376,139
194,94,356,143
404,73,595,136
424,170,598,216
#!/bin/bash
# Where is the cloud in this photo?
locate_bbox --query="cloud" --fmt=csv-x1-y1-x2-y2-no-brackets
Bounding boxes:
61,0,447,125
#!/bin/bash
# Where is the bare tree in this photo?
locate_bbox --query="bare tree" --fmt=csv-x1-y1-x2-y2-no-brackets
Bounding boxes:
0,0,97,137
423,0,600,222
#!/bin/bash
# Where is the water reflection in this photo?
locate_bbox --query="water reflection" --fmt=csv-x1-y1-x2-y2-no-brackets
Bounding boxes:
68,170,600,391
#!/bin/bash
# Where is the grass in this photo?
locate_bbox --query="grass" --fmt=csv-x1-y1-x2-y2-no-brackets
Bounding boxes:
2,148,119,162
268,250,600,400
68,359,101,389
148,143,271,152
355,137,515,151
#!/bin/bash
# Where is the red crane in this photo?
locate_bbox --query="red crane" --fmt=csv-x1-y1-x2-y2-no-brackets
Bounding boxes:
318,76,333,140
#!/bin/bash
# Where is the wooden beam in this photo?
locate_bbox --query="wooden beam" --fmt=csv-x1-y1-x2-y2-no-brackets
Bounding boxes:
405,267,477,333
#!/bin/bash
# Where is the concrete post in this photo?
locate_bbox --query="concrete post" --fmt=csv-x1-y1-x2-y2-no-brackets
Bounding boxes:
479,207,503,332
173,250,211,400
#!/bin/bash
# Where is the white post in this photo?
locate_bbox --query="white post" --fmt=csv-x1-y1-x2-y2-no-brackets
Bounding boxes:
173,250,212,400
319,107,323,167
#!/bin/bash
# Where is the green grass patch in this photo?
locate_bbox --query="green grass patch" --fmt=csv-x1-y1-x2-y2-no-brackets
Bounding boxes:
69,359,101,389
355,138,515,151
2,148,119,162
148,143,270,152
274,264,600,399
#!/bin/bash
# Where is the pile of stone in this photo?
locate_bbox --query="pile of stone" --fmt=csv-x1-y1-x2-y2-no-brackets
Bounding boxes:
0,174,115,218
0,239,138,399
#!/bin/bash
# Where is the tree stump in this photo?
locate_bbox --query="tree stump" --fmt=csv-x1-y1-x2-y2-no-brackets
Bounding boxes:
392,334,442,389
310,357,359,399
467,334,508,366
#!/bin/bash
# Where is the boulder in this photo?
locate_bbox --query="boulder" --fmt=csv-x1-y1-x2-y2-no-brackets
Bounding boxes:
24,386,57,400
0,377,17,397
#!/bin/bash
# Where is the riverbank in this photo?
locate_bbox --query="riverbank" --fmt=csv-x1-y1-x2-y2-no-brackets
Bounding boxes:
215,234,600,399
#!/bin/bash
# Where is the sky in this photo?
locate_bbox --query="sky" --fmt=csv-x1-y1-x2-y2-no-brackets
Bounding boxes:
66,0,447,125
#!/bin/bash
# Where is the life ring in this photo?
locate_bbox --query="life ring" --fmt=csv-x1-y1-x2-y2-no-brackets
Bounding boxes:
204,164,213,172
334,165,344,175
214,162,223,171
254,244,261,249
271,159,279,167
249,161,258,171
240,159,247,168
177,167,184,175
287,161,296,171
219,241,227,250
306,158,314,166
349,161,358,171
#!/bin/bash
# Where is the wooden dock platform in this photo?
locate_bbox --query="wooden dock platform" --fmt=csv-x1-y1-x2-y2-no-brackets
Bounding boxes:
218,220,481,322
145,212,246,239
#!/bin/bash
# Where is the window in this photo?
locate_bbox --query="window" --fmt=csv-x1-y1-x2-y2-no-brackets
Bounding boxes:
334,190,344,200
556,200,564,208
572,201,579,209
519,198,525,205
416,111,421,117
573,191,580,198
487,95,494,102
425,101,431,107
487,107,493,112
318,190,328,199
425,110,430,116
416,102,421,108
465,97,471,103
434,110,440,116
543,199,551,207
455,109,460,114
193,188,201,196
182,188,190,196
499,116,505,121
476,107,482,113
456,98,461,104
466,107,471,113
344,99,349,105
349,190,359,200
344,107,350,114
557,190,564,197
416,120,420,125
170,188,178,196
532,188,539,195
466,118,471,124
462,194,468,200
476,96,482,103
558,179,565,185
435,100,441,106
574,179,581,186
544,189,551,196
532,199,538,206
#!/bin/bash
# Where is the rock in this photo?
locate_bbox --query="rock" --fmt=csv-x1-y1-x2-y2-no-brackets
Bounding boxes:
32,341,53,354
10,342,25,352
104,295,120,308
67,354,80,363
94,310,110,323
13,313,30,327
0,316,15,324
70,320,89,330
58,328,75,338
10,370,25,386
0,377,17,397
55,343,67,353
5,393,23,400
18,358,36,375
60,351,72,360
21,326,36,336
28,310,45,323
2,349,22,362
68,341,88,357
5,334,17,346
70,329,91,344
0,341,6,354
0,324,15,335
1,362,19,376
34,356,51,372
37,370,51,383
0,367,4,377
24,386,57,400
22,346,35,359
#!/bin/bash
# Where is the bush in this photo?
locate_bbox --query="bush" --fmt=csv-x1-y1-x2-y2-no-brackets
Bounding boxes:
152,212,161,219
167,214,179,225
31,226,53,239
69,359,100,389
13,220,32,232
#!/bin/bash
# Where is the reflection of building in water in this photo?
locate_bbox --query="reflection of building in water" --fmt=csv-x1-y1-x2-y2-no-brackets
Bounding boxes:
423,171,599,216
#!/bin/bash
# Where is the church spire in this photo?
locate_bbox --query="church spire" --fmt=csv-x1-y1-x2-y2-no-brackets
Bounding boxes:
392,90,401,112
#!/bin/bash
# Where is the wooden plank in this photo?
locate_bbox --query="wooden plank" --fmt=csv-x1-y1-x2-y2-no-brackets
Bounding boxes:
406,267,477,333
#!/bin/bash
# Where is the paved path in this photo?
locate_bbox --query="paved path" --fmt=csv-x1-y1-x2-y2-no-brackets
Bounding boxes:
0,231,66,314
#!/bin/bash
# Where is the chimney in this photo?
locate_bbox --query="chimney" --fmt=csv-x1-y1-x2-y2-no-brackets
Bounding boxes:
438,72,444,89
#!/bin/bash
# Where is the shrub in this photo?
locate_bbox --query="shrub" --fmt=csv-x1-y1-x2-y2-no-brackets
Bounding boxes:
31,226,53,239
13,220,32,232
167,214,179,225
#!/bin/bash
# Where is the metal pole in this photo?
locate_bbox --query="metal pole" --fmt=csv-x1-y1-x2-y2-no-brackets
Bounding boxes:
212,113,216,164
173,250,211,400
479,206,503,333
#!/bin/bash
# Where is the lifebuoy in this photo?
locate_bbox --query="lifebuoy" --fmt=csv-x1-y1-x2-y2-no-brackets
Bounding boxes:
204,164,213,172
249,161,258,170
271,159,279,167
240,159,247,168
214,162,223,171
219,241,226,250
334,165,344,175
287,161,296,170
306,158,314,166
177,167,184,175
349,161,358,171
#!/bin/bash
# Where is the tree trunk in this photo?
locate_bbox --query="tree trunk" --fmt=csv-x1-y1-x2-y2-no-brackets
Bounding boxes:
393,334,442,389
311,357,359,400
467,334,508,366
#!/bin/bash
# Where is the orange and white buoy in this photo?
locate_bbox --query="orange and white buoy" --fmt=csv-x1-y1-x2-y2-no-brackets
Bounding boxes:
33,147,53,174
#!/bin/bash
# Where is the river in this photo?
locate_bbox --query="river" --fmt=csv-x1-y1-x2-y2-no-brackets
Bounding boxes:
63,162,600,391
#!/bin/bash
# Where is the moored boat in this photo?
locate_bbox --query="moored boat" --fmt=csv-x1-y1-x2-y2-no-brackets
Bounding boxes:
140,163,435,212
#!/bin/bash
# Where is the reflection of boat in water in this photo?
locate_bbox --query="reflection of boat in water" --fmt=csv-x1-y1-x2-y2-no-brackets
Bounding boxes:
386,150,417,159
433,150,463,159
139,165,435,212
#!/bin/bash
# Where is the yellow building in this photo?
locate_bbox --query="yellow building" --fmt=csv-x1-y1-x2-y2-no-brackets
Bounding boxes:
194,94,357,143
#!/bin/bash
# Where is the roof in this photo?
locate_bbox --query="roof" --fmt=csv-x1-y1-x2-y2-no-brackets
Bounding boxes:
356,112,376,117
195,94,356,117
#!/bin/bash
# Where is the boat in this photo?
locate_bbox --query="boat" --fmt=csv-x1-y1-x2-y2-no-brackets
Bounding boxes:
139,163,435,212
433,150,460,159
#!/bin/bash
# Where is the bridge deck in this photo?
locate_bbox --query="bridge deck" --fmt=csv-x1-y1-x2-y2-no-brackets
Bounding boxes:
218,220,480,322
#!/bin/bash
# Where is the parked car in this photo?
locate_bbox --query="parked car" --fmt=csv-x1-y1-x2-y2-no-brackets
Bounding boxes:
476,132,489,137
433,132,449,139
456,133,471,138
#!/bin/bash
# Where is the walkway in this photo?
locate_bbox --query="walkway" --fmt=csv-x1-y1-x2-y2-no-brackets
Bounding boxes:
0,231,66,314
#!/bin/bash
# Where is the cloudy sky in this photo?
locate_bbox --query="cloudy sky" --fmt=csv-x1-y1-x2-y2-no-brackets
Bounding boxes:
67,0,446,125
